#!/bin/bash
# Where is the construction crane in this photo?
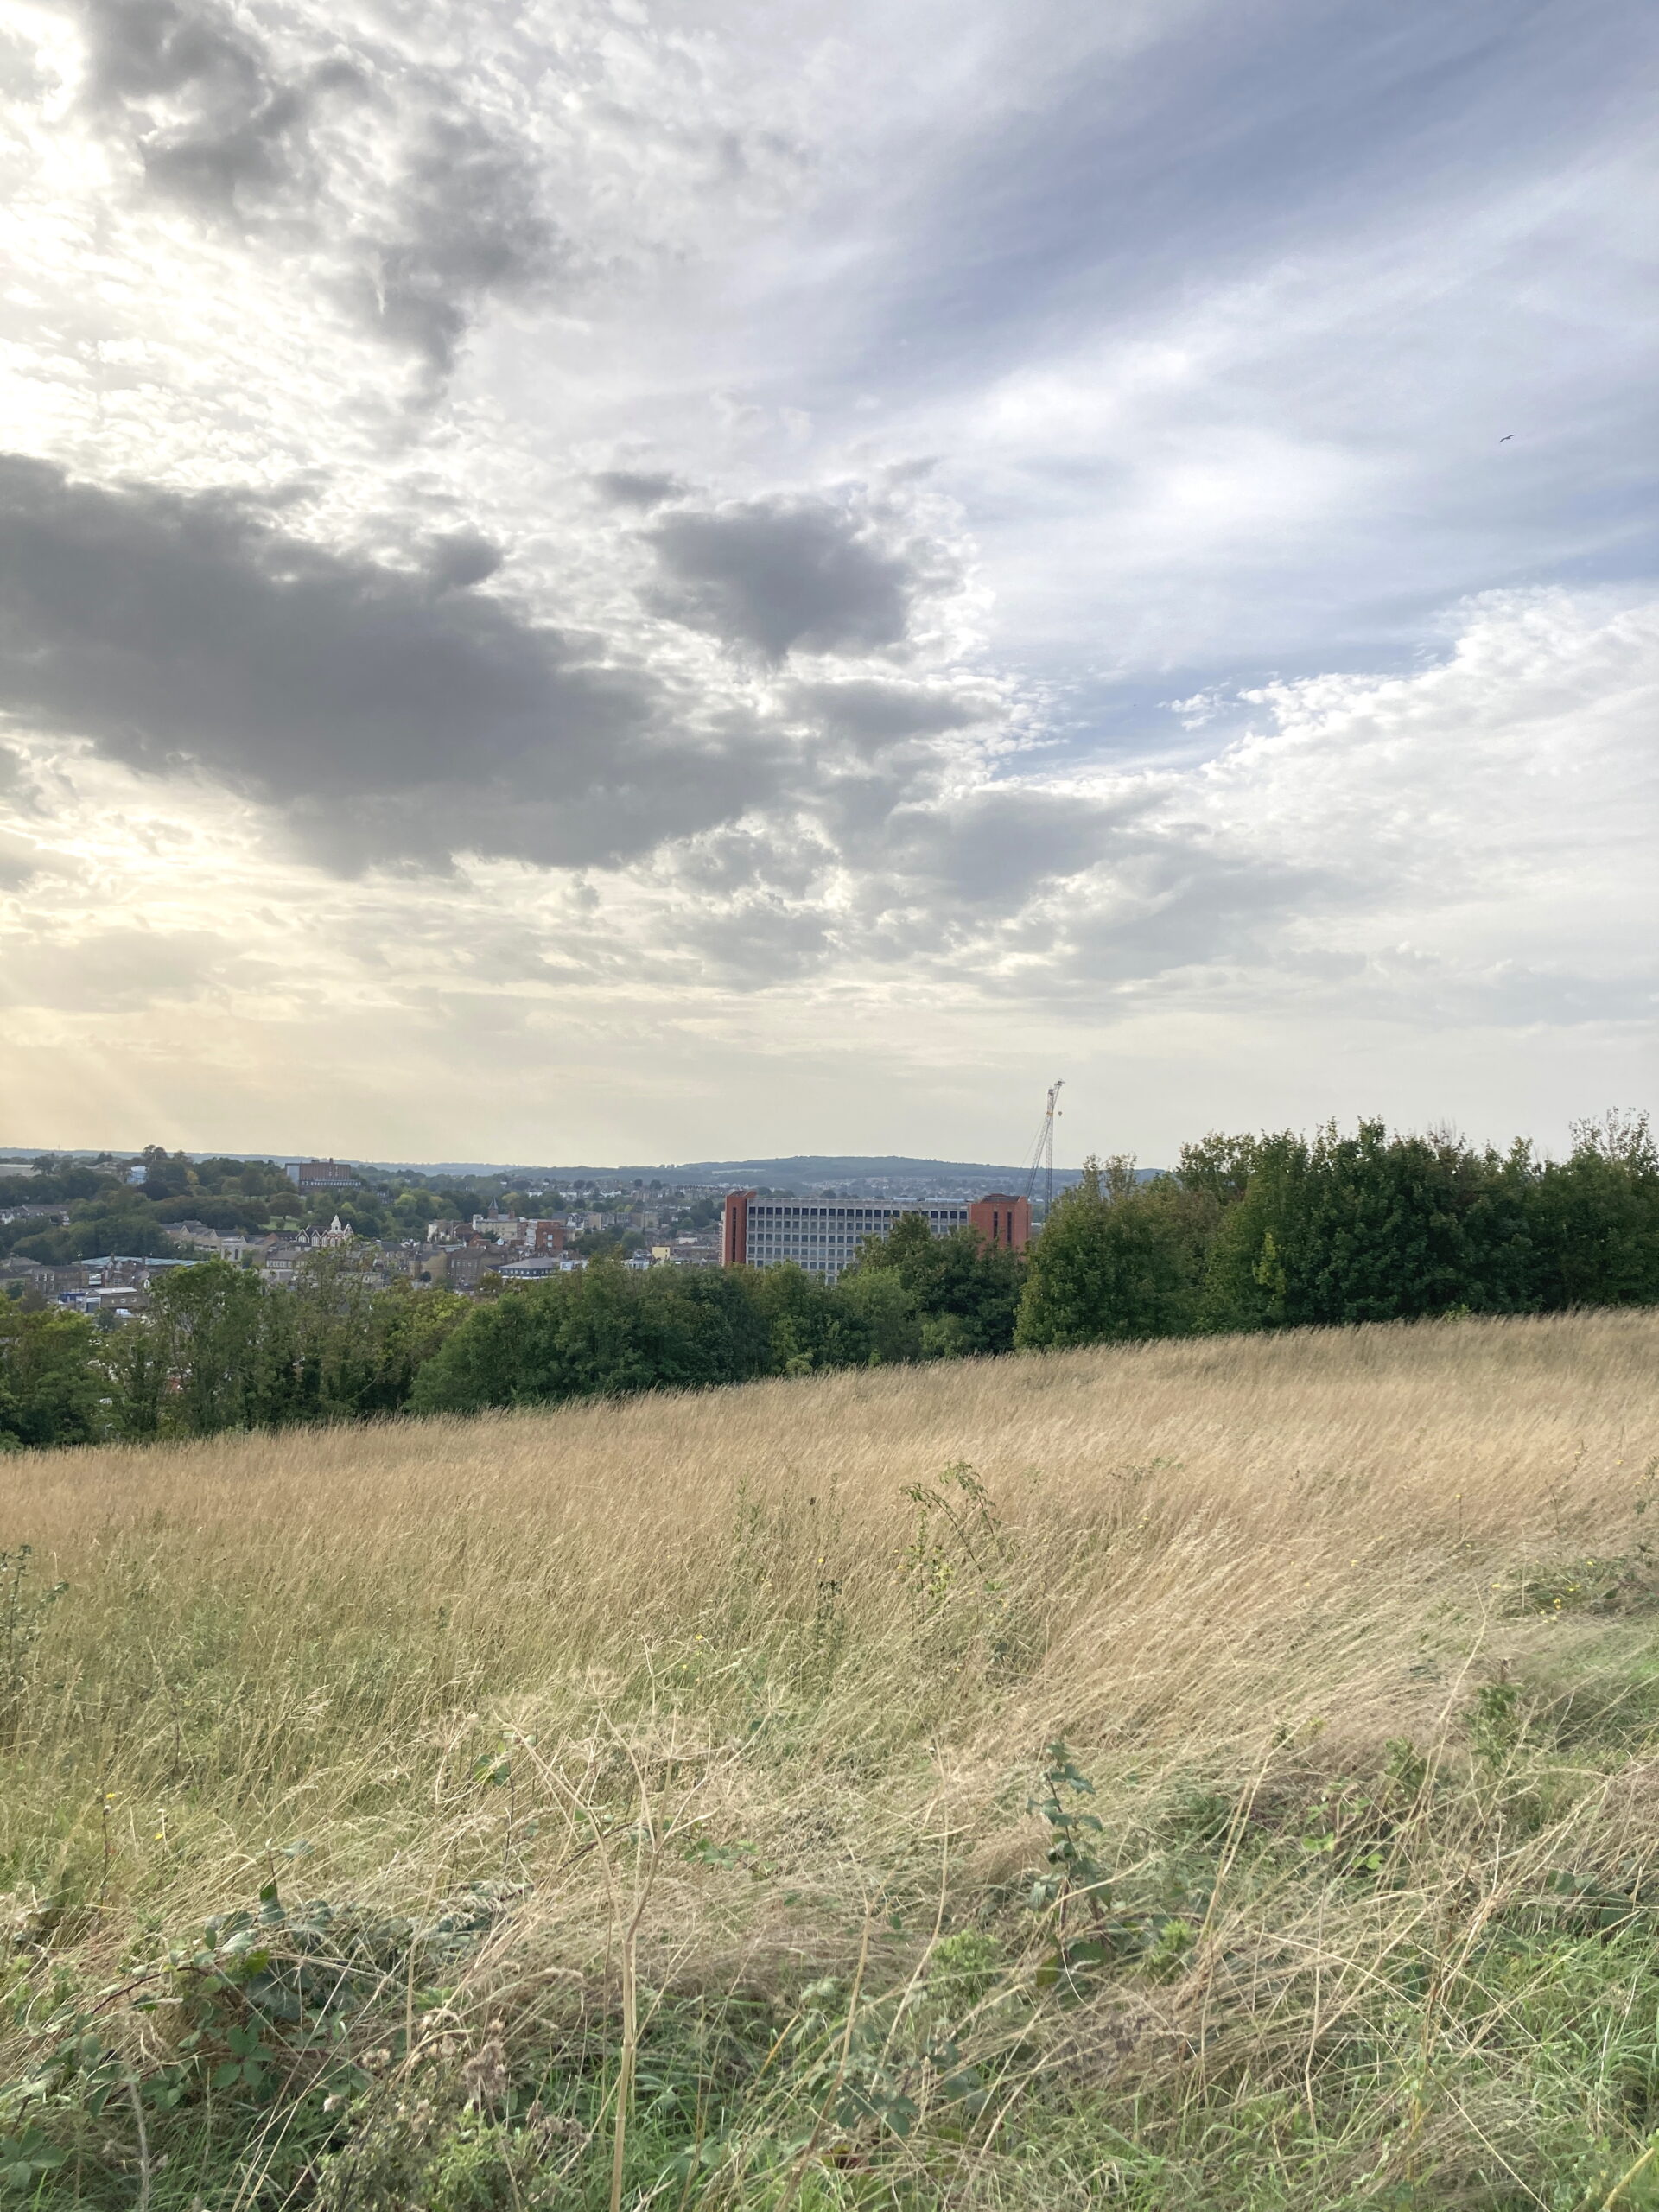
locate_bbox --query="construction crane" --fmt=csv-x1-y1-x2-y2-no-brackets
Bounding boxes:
1021,1079,1065,1217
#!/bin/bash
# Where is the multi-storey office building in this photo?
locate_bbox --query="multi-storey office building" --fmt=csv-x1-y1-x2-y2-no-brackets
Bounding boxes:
721,1191,1029,1281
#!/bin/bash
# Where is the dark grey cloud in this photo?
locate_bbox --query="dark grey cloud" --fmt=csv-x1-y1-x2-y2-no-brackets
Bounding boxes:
67,0,561,377
425,530,506,593
746,794,1342,996
341,113,564,376
672,823,836,900
672,899,835,986
74,0,358,219
1040,854,1337,991
0,455,790,870
646,497,918,660
594,470,689,511
872,785,1137,909
791,679,982,750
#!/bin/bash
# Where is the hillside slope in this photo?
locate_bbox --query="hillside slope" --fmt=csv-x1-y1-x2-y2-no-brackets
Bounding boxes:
3,1311,1658,2208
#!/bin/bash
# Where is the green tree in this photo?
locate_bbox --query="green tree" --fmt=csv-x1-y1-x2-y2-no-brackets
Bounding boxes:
0,1306,101,1448
751,1263,876,1376
404,1283,554,1414
835,1265,924,1364
849,1215,1025,1357
1300,1124,1485,1322
13,1197,179,1268
1527,1112,1659,1309
101,1310,169,1440
124,1262,296,1437
410,1262,777,1415
1201,1122,1541,1332
1015,1158,1205,1349
1176,1132,1261,1209
289,1250,404,1420
677,1266,777,1382
1198,1132,1312,1332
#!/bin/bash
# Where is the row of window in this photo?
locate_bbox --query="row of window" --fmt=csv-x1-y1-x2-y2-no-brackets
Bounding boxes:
748,1209,969,1223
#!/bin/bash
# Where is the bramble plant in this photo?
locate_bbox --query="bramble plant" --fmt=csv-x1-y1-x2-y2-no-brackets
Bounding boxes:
900,1459,1003,1608
1027,1738,1114,1988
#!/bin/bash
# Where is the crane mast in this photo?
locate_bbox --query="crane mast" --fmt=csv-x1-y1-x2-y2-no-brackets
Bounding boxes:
1022,1078,1065,1217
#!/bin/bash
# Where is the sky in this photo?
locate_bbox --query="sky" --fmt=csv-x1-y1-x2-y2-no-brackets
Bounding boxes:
0,0,1655,1168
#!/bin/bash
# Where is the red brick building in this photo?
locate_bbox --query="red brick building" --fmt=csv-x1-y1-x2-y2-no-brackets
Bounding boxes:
967,1195,1030,1250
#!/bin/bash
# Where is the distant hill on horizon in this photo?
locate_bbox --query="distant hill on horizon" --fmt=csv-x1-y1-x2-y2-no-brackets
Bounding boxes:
354,1154,1097,1191
368,1154,1153,1193
659,1154,1078,1185
0,1147,1149,1192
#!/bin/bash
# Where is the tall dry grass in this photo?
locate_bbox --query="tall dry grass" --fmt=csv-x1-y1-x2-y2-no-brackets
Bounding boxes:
3,1310,1659,2205
2,1310,1652,1908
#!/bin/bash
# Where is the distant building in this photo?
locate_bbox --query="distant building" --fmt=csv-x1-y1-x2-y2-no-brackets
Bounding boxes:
168,1221,255,1259
721,1192,1030,1282
59,1254,193,1309
651,1238,721,1268
257,1243,307,1287
444,1246,505,1292
60,1285,149,1317
497,1255,582,1281
284,1159,359,1192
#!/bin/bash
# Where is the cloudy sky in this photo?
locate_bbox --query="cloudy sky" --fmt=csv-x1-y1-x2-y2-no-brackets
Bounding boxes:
0,0,1655,1166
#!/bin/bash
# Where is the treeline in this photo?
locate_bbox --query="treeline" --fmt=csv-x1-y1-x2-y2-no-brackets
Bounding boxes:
3,1116,1656,1449
1018,1114,1659,1345
0,1255,470,1449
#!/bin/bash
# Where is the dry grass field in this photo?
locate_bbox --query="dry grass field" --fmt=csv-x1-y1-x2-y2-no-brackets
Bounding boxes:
3,1311,1659,2209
